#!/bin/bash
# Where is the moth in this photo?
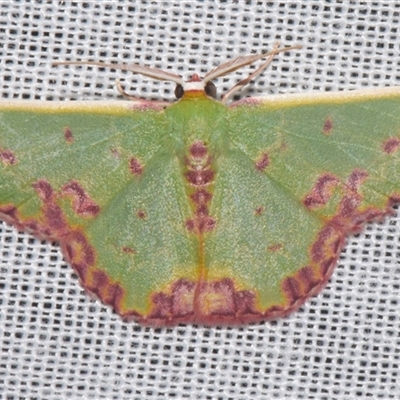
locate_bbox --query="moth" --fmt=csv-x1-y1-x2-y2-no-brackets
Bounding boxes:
1,44,399,325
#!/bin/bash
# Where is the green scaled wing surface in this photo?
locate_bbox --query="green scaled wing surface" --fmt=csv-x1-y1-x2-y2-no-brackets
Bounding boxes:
0,101,199,321
1,88,400,325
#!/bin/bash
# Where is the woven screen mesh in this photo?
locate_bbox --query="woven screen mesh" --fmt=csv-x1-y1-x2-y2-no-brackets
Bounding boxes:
1,2,400,399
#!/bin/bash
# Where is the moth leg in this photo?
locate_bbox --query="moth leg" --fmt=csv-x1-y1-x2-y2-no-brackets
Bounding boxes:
115,79,171,107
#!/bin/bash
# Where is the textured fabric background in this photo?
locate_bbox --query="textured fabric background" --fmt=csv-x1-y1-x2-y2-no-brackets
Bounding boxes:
0,2,399,399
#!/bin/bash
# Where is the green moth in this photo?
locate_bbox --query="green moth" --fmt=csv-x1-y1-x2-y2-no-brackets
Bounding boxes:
1,44,399,326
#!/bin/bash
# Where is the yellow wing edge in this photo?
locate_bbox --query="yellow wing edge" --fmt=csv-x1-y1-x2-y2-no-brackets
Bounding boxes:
232,86,400,109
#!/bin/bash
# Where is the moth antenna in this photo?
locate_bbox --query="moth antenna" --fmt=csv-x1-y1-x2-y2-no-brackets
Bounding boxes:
203,43,301,83
221,43,302,103
203,43,302,103
220,42,279,103
53,60,184,85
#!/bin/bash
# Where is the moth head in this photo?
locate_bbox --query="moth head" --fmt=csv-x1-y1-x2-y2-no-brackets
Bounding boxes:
175,74,217,100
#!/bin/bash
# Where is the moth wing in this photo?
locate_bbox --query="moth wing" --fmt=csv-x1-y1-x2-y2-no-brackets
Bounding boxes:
201,88,400,322
0,101,198,321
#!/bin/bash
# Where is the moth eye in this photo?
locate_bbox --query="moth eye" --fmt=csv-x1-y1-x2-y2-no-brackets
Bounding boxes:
205,81,217,98
175,84,184,99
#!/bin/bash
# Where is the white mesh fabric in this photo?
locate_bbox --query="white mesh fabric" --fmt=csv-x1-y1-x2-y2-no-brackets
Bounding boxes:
1,2,400,399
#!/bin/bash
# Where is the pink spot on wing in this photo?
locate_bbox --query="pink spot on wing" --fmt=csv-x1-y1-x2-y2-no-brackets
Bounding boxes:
230,97,262,108
333,169,369,223
32,179,67,235
303,173,340,209
254,206,265,216
185,219,196,231
0,149,16,165
297,266,320,294
33,180,54,202
128,102,166,112
64,230,95,280
310,224,343,268
185,215,216,234
389,193,400,205
197,216,216,232
129,157,143,176
281,264,322,305
111,148,120,158
150,292,174,319
85,269,127,313
323,117,333,135
191,189,212,205
346,169,368,192
255,153,269,171
382,137,400,154
0,205,18,225
338,195,361,219
267,243,283,252
63,126,74,143
190,141,208,159
282,277,301,304
62,180,100,217
122,247,136,254
186,170,214,186
137,210,146,219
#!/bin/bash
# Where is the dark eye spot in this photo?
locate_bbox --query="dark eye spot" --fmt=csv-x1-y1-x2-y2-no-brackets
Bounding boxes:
205,81,217,98
175,84,184,99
